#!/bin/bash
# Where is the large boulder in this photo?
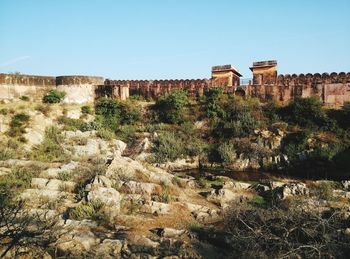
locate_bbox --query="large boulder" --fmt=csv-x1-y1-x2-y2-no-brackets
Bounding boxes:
274,182,309,200
121,181,162,196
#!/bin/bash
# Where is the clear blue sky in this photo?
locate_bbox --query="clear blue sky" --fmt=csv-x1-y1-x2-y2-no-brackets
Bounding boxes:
0,0,349,79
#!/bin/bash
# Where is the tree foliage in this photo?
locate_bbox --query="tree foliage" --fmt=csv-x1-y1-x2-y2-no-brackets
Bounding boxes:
154,90,188,124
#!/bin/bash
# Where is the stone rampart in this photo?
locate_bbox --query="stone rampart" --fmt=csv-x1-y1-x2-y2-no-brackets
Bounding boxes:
56,76,104,104
105,79,211,98
0,73,56,101
250,72,350,106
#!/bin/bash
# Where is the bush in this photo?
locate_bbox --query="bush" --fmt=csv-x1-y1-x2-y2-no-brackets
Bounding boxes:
263,100,280,122
203,87,227,118
152,131,186,163
283,97,336,129
217,142,236,164
30,126,68,162
42,90,66,103
81,105,92,115
58,116,99,132
19,95,30,101
97,128,115,140
154,90,188,124
7,113,30,138
0,108,8,115
67,200,105,222
95,98,141,128
0,148,13,161
57,171,71,181
281,130,311,161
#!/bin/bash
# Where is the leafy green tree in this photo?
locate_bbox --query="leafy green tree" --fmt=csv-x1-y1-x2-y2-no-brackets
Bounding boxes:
154,90,188,124
95,98,141,130
204,87,227,118
283,97,336,129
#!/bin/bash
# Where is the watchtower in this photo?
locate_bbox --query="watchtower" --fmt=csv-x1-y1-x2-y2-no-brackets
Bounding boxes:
211,64,242,87
250,60,277,85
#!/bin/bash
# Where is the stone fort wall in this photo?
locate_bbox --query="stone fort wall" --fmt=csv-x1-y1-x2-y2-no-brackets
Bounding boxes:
103,79,212,99
0,74,105,103
248,72,350,107
1,66,349,107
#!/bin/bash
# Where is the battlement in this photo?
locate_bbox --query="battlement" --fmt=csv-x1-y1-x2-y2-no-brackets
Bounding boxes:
0,73,56,87
0,62,349,106
56,76,104,86
277,72,350,84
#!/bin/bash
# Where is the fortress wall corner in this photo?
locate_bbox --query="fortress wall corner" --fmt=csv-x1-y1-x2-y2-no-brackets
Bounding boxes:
56,76,104,104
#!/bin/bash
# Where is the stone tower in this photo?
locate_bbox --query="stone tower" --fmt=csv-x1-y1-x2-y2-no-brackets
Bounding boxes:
250,60,277,85
211,65,242,87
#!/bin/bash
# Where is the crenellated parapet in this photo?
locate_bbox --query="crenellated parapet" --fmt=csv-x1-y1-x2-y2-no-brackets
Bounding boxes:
0,73,56,100
0,73,56,87
1,63,349,106
250,71,350,106
104,79,211,98
277,72,350,85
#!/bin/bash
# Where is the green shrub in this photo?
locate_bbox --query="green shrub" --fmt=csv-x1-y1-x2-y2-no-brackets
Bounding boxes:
95,98,141,127
30,126,68,162
81,105,92,115
67,200,104,220
154,90,188,124
152,131,186,163
0,166,41,196
19,95,30,101
117,125,137,143
217,142,236,164
58,116,83,130
250,195,267,207
203,87,227,118
144,123,170,133
0,148,13,161
282,130,311,161
42,90,66,103
0,108,8,115
97,128,115,140
283,97,337,129
263,100,280,122
7,113,30,138
57,171,71,181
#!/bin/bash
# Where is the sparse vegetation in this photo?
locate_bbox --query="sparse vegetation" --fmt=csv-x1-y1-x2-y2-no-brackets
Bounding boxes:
42,90,66,103
30,126,68,162
7,112,30,142
81,105,92,115
19,95,30,101
66,200,109,226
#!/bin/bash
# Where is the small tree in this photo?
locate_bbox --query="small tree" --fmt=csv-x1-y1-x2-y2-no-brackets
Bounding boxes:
283,97,335,129
154,90,188,124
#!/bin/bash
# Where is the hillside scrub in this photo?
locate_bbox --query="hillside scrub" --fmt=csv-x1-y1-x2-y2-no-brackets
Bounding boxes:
30,126,68,162
7,113,30,140
42,90,66,104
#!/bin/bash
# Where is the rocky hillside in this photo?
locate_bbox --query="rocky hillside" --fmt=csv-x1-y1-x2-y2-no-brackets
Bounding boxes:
1,93,350,258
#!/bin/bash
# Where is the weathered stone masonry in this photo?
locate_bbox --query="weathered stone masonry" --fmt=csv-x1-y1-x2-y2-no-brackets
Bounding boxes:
0,61,349,106
246,61,350,106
